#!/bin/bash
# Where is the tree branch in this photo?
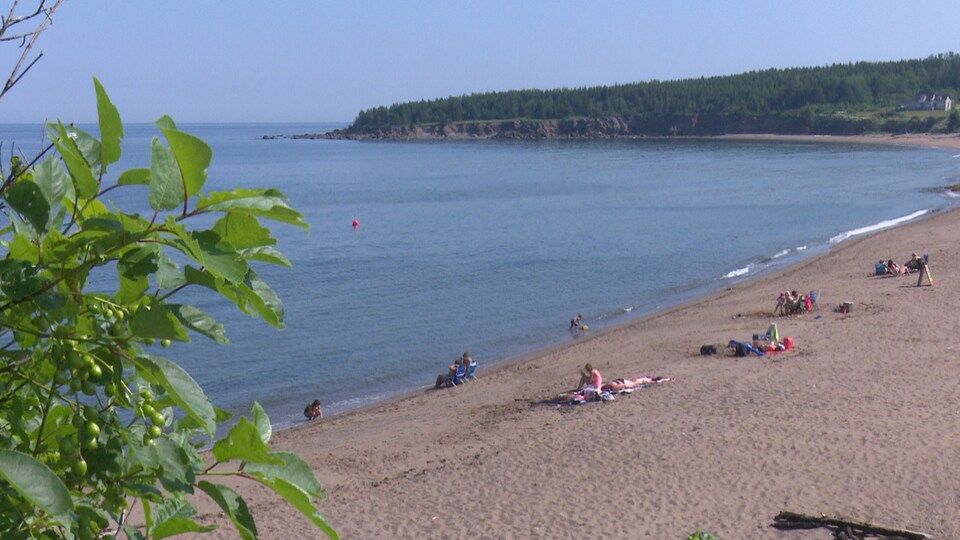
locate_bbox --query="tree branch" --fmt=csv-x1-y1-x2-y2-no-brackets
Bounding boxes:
0,0,64,109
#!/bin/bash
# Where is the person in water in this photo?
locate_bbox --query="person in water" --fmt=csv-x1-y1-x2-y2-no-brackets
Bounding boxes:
303,399,323,420
570,314,583,330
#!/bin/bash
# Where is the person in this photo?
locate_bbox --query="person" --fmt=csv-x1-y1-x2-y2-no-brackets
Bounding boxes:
569,314,583,330
904,253,924,272
601,377,647,392
303,399,323,420
434,353,468,388
885,259,905,276
577,363,603,399
774,291,786,316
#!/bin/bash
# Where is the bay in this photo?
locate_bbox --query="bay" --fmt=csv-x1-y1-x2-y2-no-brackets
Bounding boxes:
2,122,957,432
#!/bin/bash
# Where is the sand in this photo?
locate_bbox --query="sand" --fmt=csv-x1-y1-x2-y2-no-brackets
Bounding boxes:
197,134,960,539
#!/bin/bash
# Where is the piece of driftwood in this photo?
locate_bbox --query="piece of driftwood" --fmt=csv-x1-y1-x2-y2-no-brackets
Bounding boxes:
772,511,930,539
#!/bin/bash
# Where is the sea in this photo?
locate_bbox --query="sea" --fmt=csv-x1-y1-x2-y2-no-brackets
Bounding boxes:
2,122,959,433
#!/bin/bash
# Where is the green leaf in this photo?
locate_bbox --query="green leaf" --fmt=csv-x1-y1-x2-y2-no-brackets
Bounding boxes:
5,179,51,233
169,304,228,344
197,189,309,229
0,449,74,527
249,476,339,540
94,76,123,166
211,417,283,465
197,481,257,540
159,122,211,197
133,354,215,435
239,246,292,267
66,125,102,171
244,451,323,498
154,437,195,491
131,300,190,341
51,123,98,199
153,518,218,539
118,168,150,185
0,259,46,300
251,402,271,444
33,157,71,220
212,213,276,249
191,230,248,284
155,251,185,290
149,137,184,211
239,270,284,328
117,245,160,304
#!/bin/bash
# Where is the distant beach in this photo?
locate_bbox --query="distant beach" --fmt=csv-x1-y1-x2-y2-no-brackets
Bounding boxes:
719,132,960,152
184,133,960,539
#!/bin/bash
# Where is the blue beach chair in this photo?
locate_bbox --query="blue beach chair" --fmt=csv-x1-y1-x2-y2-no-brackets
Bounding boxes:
463,361,478,382
444,362,467,387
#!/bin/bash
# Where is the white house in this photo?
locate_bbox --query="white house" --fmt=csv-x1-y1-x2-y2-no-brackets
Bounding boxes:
903,92,953,111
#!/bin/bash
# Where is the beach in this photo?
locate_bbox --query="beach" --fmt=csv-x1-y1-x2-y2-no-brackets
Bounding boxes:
198,133,960,539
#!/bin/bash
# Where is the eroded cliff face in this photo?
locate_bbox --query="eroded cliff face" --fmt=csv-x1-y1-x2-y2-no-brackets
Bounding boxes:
309,117,638,140
273,113,848,141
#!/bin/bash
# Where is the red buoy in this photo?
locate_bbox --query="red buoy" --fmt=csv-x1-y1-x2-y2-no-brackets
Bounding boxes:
352,219,359,228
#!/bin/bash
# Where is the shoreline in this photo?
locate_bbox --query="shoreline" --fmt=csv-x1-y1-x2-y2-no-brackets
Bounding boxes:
199,134,960,538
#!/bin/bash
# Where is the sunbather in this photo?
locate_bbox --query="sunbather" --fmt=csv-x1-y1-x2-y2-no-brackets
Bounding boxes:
601,377,649,392
903,253,925,272
577,363,602,397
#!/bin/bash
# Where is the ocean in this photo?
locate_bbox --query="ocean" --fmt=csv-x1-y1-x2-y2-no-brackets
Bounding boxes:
2,122,958,432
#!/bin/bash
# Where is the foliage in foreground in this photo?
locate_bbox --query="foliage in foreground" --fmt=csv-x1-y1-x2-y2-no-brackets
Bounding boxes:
685,531,719,540
0,79,337,539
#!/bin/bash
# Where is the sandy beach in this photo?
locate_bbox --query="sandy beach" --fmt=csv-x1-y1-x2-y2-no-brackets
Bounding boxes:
197,133,960,539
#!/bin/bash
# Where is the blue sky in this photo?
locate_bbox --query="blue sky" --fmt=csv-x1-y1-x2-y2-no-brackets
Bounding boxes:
1,0,958,124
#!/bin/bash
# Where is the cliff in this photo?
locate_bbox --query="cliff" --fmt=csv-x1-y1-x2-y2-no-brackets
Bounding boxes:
268,113,882,141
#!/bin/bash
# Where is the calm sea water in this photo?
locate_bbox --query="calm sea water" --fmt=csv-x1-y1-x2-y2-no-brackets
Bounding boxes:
3,123,958,431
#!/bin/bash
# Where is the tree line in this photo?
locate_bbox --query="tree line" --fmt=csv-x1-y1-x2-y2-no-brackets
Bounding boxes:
347,53,960,135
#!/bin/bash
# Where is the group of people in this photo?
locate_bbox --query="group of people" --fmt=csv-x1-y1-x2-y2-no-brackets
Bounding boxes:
554,364,655,404
877,253,926,276
774,290,813,316
434,352,476,389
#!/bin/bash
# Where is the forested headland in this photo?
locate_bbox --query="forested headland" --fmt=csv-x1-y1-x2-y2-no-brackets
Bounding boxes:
311,53,960,140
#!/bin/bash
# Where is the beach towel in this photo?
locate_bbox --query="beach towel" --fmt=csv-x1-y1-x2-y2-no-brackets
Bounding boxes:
552,376,673,406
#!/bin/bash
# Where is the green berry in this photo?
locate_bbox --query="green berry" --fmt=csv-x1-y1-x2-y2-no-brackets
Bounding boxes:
72,459,88,476
141,403,155,416
150,412,165,426
148,425,162,438
53,369,69,385
88,364,103,381
84,421,100,438
69,379,83,393
161,339,172,348
81,380,97,395
67,351,84,370
82,437,98,450
144,337,155,345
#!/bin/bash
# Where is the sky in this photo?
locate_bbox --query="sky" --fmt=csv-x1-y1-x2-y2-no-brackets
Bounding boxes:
1,0,958,125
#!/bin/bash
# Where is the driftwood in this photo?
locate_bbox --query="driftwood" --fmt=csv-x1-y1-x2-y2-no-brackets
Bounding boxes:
772,511,930,539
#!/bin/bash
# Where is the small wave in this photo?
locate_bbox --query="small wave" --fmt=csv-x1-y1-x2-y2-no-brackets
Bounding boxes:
796,245,807,251
828,210,928,244
724,266,751,278
771,249,790,259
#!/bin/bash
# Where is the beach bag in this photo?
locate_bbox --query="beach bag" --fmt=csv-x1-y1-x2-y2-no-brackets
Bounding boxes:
875,261,886,276
700,344,717,356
